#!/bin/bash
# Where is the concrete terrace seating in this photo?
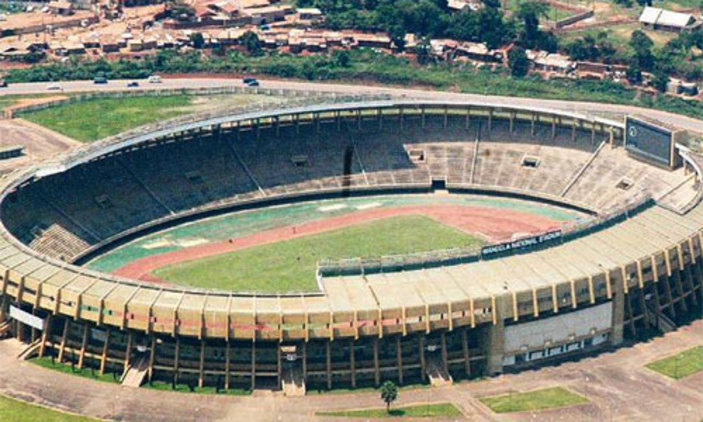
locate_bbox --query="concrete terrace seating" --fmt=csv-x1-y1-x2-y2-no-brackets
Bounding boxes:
1,115,689,262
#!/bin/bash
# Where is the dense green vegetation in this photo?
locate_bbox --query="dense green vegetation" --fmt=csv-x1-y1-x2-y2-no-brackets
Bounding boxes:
22,95,193,141
0,394,103,422
154,215,483,292
144,380,251,395
316,403,463,418
646,346,703,379
30,356,121,384
478,387,589,413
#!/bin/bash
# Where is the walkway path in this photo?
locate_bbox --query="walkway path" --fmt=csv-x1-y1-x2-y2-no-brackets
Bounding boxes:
1,320,701,422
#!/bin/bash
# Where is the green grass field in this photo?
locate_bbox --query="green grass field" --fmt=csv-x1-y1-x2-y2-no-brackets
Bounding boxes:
153,215,483,292
645,346,703,380
0,394,103,422
21,93,279,142
316,403,462,418
22,95,193,142
478,387,588,413
29,356,120,384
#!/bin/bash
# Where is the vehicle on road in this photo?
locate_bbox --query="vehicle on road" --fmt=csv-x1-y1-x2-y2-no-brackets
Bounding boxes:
46,83,62,91
243,77,259,86
148,75,162,84
127,81,140,88
0,79,7,88
93,75,108,84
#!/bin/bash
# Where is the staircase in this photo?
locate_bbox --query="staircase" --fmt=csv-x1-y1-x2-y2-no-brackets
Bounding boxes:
121,355,149,388
425,354,452,387
0,320,10,338
281,365,306,397
17,339,41,361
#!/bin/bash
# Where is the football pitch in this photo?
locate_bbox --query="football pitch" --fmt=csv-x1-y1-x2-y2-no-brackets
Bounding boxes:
153,215,483,292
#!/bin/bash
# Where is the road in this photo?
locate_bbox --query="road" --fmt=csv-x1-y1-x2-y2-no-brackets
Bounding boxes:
2,77,703,134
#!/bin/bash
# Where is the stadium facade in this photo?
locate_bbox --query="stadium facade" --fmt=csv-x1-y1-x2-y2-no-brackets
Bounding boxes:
0,100,701,393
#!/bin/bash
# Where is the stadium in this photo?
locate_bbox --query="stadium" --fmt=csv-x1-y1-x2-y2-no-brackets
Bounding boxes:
0,97,701,397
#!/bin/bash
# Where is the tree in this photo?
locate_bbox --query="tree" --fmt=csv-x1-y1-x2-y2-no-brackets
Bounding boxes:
240,31,263,56
652,66,670,92
380,381,398,413
416,36,432,64
629,30,655,70
332,49,351,67
508,46,530,77
517,1,549,49
189,32,205,49
626,60,642,84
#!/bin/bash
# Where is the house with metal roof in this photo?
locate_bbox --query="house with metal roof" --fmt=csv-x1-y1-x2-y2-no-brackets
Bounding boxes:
639,6,698,32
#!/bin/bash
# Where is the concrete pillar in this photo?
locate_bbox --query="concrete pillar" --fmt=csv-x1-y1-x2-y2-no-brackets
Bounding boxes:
250,342,256,390
39,314,52,358
224,341,231,390
173,337,180,386
396,336,404,385
488,109,493,132
483,318,505,376
421,106,426,129
465,107,471,130
356,109,361,130
373,338,380,386
100,329,110,375
611,281,625,346
399,106,404,130
461,328,471,378
78,324,89,369
123,331,133,374
198,340,205,389
378,108,383,131
419,336,426,382
148,337,156,383
349,340,356,388
326,341,332,390
58,319,70,363
443,106,448,128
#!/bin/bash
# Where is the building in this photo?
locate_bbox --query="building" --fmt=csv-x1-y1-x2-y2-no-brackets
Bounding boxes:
48,1,74,15
639,7,697,32
0,100,700,394
527,49,575,74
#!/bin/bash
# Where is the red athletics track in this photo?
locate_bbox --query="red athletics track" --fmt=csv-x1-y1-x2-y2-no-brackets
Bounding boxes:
112,204,566,281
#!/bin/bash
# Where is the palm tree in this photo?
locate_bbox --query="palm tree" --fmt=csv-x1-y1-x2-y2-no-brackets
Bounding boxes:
380,381,399,413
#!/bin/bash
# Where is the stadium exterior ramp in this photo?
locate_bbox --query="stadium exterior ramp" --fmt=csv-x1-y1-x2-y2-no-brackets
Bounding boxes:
0,100,701,392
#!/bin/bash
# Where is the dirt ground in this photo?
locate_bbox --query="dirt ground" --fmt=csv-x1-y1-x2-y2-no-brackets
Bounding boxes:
0,118,80,175
111,204,563,281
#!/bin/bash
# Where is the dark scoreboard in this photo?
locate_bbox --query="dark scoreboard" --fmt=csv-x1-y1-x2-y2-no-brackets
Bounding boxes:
625,117,674,167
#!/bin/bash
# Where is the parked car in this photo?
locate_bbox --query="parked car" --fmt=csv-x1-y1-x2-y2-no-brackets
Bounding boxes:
242,77,256,84
247,80,260,87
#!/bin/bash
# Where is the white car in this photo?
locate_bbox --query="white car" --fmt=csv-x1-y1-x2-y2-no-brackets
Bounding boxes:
148,75,162,84
46,83,63,91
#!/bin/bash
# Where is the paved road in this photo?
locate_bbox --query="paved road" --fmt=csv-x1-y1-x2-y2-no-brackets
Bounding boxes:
2,77,703,134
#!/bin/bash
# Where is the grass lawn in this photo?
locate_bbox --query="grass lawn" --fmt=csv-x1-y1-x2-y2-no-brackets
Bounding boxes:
153,215,483,293
0,394,103,422
478,387,588,413
21,95,193,142
29,356,120,384
645,346,703,380
143,380,251,395
316,403,462,418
